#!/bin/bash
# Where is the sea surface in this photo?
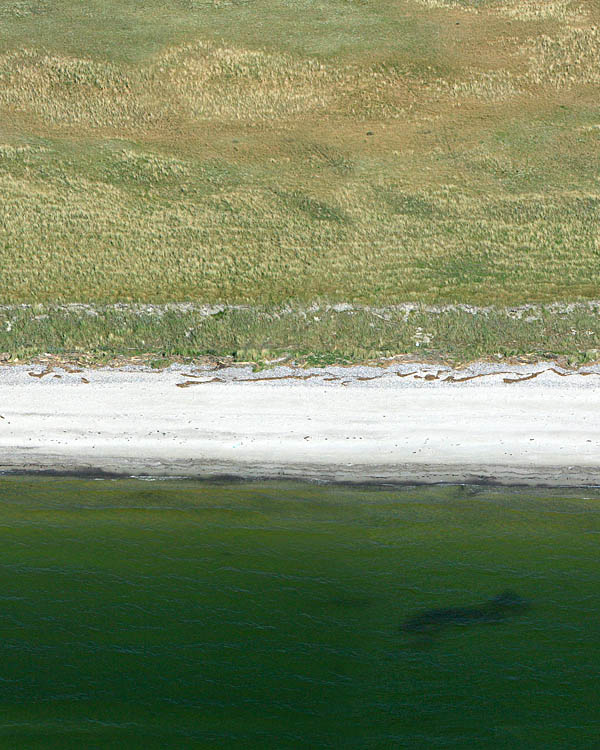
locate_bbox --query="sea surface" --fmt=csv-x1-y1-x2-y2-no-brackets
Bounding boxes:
0,476,599,749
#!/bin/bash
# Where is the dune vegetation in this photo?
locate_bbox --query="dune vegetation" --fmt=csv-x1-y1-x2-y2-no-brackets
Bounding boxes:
1,0,600,362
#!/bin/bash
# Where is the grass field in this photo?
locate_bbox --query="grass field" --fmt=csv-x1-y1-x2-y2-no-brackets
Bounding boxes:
1,0,600,361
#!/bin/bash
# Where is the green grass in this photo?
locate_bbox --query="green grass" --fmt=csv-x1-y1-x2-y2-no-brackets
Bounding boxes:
1,303,599,366
1,0,600,359
0,0,447,66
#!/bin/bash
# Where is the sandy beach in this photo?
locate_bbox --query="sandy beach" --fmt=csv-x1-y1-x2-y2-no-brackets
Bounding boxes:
1,361,599,486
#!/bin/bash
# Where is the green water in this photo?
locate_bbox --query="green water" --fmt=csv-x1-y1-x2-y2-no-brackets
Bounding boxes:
0,477,599,748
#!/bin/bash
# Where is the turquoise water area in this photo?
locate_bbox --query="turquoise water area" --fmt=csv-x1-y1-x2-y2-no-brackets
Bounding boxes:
0,476,599,748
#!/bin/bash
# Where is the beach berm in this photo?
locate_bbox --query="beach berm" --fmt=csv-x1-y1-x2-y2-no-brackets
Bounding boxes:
1,361,599,486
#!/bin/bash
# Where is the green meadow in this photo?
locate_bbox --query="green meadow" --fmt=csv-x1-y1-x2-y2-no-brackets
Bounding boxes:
1,0,600,362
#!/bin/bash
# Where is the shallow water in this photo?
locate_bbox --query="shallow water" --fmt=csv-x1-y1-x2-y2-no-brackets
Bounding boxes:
0,476,599,748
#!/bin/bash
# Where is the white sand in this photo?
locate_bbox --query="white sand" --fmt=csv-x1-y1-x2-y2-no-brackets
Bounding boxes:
1,361,599,485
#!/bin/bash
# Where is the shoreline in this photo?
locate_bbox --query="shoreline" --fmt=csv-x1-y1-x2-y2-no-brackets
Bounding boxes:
2,464,600,489
1,361,599,487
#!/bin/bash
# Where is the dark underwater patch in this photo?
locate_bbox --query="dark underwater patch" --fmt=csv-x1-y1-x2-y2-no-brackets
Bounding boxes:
402,590,530,635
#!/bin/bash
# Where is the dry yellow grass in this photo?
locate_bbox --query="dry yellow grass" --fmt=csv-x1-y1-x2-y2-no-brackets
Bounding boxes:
0,49,166,130
432,22,600,103
0,40,416,135
524,26,600,87
0,0,600,310
154,41,341,121
412,0,584,22
501,0,582,22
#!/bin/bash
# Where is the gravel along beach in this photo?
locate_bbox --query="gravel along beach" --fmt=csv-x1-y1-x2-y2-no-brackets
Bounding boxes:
1,361,599,486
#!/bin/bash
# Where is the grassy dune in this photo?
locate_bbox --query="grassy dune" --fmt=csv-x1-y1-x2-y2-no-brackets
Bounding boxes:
1,0,600,360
